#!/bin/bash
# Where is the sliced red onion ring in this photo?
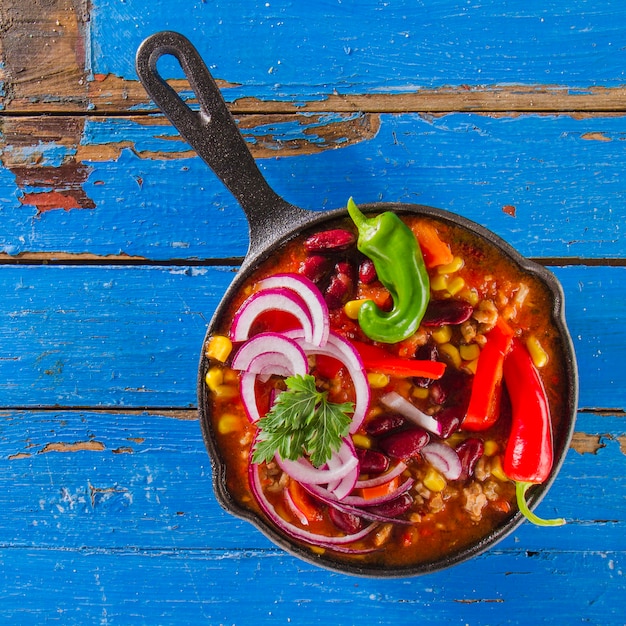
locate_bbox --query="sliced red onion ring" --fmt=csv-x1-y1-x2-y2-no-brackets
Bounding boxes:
380,391,442,436
307,475,415,509
301,483,412,525
421,441,462,480
355,461,408,490
258,273,329,347
285,330,370,433
325,438,359,500
231,287,314,344
240,371,262,423
275,441,359,486
249,462,378,548
342,476,415,508
284,486,310,526
231,332,308,377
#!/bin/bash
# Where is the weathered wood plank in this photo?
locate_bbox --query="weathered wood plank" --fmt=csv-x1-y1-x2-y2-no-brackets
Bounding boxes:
0,547,622,625
0,409,622,551
0,409,623,623
1,112,625,260
0,264,621,411
3,0,626,113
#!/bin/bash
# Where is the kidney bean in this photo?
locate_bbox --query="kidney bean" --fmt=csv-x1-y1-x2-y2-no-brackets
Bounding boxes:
299,254,331,283
379,427,430,460
324,268,353,309
422,299,474,326
356,448,390,475
435,407,462,439
429,381,447,405
358,258,377,284
413,343,439,388
455,438,485,481
365,413,406,437
304,229,356,253
328,506,363,534
366,493,413,518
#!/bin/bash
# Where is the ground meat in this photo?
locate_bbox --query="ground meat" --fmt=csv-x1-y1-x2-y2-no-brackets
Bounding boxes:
474,455,492,482
373,523,393,547
429,492,445,514
463,482,488,522
473,299,499,330
483,479,502,502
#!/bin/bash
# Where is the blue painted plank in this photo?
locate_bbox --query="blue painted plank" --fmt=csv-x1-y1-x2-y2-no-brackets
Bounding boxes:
2,113,625,260
0,410,623,553
0,547,623,625
0,264,622,410
89,0,626,98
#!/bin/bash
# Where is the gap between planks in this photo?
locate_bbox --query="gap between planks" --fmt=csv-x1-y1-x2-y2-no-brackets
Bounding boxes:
0,252,624,268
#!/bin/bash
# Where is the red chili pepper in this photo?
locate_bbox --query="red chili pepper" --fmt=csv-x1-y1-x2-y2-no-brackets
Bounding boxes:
462,318,514,431
349,340,446,379
502,338,564,527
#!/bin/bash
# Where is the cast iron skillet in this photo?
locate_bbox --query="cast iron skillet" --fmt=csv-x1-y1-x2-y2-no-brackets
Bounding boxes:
136,31,578,577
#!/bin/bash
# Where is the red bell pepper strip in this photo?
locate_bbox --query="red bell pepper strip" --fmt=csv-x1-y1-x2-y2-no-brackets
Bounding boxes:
502,338,565,527
462,318,514,431
350,339,446,379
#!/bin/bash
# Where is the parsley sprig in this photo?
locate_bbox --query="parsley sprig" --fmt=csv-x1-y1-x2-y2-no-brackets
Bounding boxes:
252,374,354,468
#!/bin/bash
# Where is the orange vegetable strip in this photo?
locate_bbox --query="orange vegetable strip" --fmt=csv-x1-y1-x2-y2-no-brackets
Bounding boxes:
415,223,455,268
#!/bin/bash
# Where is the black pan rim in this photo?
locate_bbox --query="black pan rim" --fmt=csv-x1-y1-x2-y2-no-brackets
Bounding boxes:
196,201,578,579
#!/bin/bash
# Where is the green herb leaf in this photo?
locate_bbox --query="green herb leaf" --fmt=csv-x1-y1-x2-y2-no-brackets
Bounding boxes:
251,374,354,467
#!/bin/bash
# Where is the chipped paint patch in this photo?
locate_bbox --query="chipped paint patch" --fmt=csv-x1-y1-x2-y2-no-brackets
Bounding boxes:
20,190,94,213
581,132,612,142
502,204,516,217
8,452,31,460
571,433,605,455
40,440,106,453
112,446,134,454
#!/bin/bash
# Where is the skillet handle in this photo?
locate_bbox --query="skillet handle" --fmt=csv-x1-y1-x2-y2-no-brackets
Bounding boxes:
135,31,309,258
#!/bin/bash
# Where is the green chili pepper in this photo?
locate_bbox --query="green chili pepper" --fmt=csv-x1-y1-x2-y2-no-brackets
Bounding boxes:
347,197,430,344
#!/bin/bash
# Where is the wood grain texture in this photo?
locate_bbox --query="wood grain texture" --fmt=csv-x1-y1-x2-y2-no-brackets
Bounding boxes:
1,0,625,622
1,112,625,260
0,409,623,624
0,264,621,410
3,0,626,113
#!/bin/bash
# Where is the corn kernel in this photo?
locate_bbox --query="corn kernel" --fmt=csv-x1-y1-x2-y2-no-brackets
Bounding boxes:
344,299,367,320
459,343,481,361
217,414,240,434
439,343,462,369
431,325,452,344
212,384,239,400
446,276,466,296
526,334,549,368
463,357,479,375
437,255,465,274
367,372,390,388
205,366,224,391
430,274,449,292
423,467,447,492
352,433,373,449
412,386,430,400
484,440,499,456
206,335,233,362
459,287,480,306
490,455,509,482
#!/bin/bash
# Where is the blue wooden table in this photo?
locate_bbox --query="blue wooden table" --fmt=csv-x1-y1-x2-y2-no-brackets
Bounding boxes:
1,1,624,623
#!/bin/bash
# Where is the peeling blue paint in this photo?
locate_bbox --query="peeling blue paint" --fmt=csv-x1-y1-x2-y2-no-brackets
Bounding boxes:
90,0,626,100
